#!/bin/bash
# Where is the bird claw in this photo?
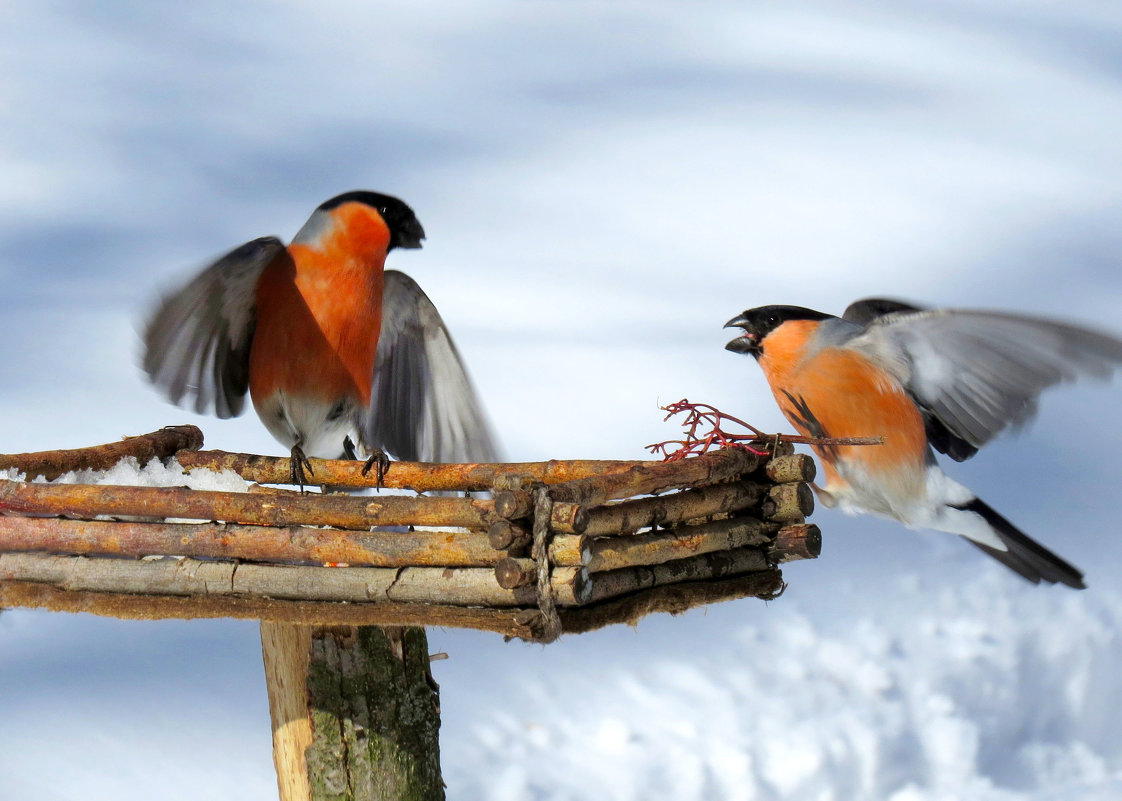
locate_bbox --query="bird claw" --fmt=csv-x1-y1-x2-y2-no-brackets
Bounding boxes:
290,444,314,492
361,449,391,489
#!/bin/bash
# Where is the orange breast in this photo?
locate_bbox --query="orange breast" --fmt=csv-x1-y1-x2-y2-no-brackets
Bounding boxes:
759,325,928,480
249,227,386,407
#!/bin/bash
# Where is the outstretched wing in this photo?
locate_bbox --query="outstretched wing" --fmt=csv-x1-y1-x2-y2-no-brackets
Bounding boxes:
362,270,500,463
843,297,979,458
849,307,1122,458
142,236,285,418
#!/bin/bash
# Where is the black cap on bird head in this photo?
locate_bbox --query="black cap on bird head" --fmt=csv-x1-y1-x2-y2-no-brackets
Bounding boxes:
724,305,832,358
318,190,426,251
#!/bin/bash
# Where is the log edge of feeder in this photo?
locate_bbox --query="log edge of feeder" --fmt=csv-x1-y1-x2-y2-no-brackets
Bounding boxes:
0,567,786,641
0,432,821,639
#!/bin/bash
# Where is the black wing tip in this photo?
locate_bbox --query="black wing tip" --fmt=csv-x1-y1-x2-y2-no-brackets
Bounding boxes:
955,498,1086,589
923,412,979,462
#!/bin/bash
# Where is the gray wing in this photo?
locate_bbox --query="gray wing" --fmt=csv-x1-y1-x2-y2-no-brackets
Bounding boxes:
849,308,1122,453
142,237,285,418
362,270,501,463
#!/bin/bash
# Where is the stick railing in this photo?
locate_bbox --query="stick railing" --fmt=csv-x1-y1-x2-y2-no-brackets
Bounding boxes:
0,427,821,641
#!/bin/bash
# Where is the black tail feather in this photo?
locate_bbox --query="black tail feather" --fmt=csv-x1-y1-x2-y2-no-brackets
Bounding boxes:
953,498,1086,589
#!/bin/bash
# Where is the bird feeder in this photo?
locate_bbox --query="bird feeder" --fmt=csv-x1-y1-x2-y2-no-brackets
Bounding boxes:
0,425,820,799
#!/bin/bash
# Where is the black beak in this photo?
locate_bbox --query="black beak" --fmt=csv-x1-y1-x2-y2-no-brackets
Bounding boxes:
395,217,426,250
724,313,750,330
724,313,759,355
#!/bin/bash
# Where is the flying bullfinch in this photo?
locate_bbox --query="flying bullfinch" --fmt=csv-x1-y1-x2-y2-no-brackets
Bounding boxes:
143,191,499,484
725,298,1122,589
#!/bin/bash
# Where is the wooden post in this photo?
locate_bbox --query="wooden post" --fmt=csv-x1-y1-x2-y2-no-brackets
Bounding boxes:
261,624,444,801
261,623,314,801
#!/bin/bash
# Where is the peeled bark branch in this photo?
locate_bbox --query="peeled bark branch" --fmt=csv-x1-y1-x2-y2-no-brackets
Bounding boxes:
175,450,648,492
0,480,492,531
0,516,504,568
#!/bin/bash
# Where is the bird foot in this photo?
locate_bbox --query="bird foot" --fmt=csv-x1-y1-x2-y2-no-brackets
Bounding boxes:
360,449,391,489
290,444,314,492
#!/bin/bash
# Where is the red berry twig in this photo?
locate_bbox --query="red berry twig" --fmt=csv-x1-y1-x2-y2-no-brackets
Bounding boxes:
647,398,882,462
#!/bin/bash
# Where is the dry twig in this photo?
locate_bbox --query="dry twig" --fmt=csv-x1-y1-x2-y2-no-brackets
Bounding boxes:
647,399,882,461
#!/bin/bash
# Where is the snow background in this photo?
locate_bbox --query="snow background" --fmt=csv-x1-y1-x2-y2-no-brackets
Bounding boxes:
2,1,1122,798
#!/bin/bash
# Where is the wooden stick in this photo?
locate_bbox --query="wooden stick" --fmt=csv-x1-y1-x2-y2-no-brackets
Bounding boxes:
487,520,530,551
761,482,813,522
549,502,590,534
552,479,771,536
501,513,776,586
498,542,771,605
175,450,650,492
0,516,505,568
763,453,816,484
564,516,776,572
260,622,314,801
497,515,782,574
771,523,822,562
544,446,777,509
0,552,588,607
0,426,204,481
0,579,546,638
582,546,771,606
0,510,814,571
557,569,784,635
0,480,493,531
494,558,535,590
0,569,784,640
493,490,532,520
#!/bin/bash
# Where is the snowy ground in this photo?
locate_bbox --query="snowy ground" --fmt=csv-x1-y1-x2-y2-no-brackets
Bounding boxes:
2,2,1122,799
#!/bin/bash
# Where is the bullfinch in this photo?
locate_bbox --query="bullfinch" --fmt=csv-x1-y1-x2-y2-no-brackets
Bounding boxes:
143,190,498,484
725,298,1122,588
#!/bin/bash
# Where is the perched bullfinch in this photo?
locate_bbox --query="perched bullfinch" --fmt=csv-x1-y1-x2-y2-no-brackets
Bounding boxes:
143,191,499,484
725,298,1122,589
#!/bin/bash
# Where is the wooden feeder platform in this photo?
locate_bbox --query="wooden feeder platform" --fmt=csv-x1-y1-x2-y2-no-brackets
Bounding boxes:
0,426,820,642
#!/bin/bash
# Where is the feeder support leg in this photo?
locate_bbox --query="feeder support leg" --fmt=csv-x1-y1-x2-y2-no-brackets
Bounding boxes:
260,622,445,801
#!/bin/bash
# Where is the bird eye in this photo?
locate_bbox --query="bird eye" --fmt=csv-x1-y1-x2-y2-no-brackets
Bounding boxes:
766,314,779,326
